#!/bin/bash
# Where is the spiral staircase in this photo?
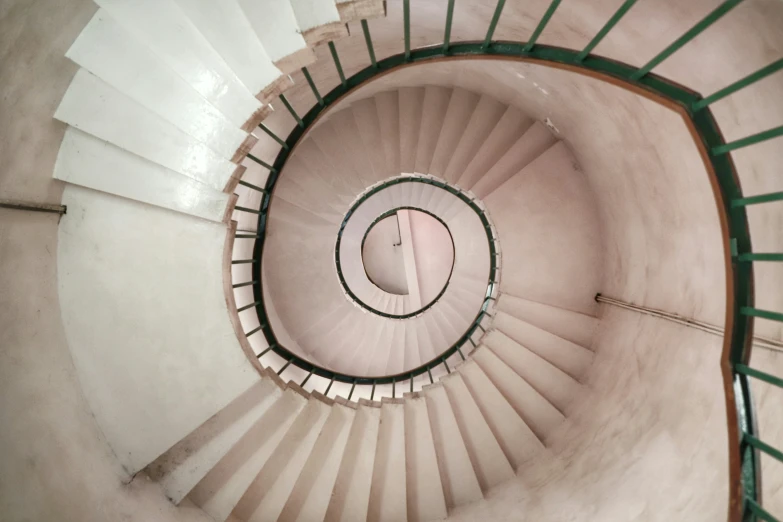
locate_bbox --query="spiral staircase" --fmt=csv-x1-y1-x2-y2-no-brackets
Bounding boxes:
3,0,783,521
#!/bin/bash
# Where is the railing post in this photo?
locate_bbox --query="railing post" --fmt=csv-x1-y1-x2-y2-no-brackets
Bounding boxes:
361,20,378,68
482,0,505,51
279,94,304,128
403,0,411,61
257,123,289,150
301,67,324,106
575,0,638,62
522,0,562,52
443,0,456,52
328,42,348,87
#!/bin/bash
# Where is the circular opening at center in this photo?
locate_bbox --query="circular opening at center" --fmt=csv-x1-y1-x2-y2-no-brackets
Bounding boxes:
361,208,455,310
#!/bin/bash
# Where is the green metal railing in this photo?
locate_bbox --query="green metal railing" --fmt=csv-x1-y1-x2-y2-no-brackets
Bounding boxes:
335,177,498,319
228,2,783,519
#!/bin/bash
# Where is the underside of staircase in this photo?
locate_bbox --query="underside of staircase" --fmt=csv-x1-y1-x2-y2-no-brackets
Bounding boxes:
3,0,783,521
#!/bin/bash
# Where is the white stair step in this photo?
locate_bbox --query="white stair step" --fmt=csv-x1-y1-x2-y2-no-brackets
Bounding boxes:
472,347,563,442
441,373,514,493
415,318,437,364
309,122,366,195
423,312,449,360
279,155,349,216
457,359,542,469
351,320,390,376
55,70,238,192
336,0,386,22
497,293,598,348
403,323,422,372
324,400,382,522
352,98,388,183
172,0,288,101
455,106,533,191
289,0,349,47
331,110,378,189
493,311,593,380
414,86,452,174
470,121,557,199
279,401,357,522
237,0,315,73
68,10,252,162
431,89,481,181
231,395,332,522
398,87,425,173
149,378,281,504
95,0,264,130
422,384,483,508
376,91,401,177
381,322,407,376
403,395,448,522
55,128,230,223
295,136,358,200
367,399,407,522
189,388,307,522
484,329,580,414
442,95,506,184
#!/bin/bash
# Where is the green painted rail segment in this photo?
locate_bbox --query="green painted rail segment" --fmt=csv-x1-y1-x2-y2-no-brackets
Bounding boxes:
694,57,783,110
522,0,562,52
738,253,783,262
279,94,304,128
328,42,347,86
231,259,257,264
235,206,262,215
235,234,261,239
245,325,262,337
257,123,289,149
238,180,266,192
744,433,783,464
443,0,456,51
233,280,258,289
736,364,783,388
630,0,746,81
712,124,783,155
746,498,778,522
483,0,506,50
301,67,323,106
741,307,783,323
403,0,411,61
246,153,275,171
732,191,783,207
361,20,378,67
576,0,638,62
237,300,261,313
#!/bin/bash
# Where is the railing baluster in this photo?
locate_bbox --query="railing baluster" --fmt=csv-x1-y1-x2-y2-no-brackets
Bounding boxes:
745,498,777,522
741,306,783,323
427,367,434,384
361,20,378,67
370,380,377,400
482,0,505,51
443,359,451,374
257,123,289,150
575,0,638,62
238,179,266,192
257,345,274,358
694,57,783,110
410,376,414,393
328,42,348,87
234,205,262,215
325,377,335,395
630,0,746,81
233,279,258,288
235,233,261,239
277,357,294,375
279,94,304,128
245,325,263,337
237,300,261,313
347,380,357,400
403,0,411,61
301,67,324,106
738,253,783,262
231,259,257,264
736,363,783,388
443,0,456,52
522,0,562,52
712,125,783,155
457,345,465,360
392,378,396,399
744,433,783,464
301,369,314,387
732,191,783,207
246,153,276,171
